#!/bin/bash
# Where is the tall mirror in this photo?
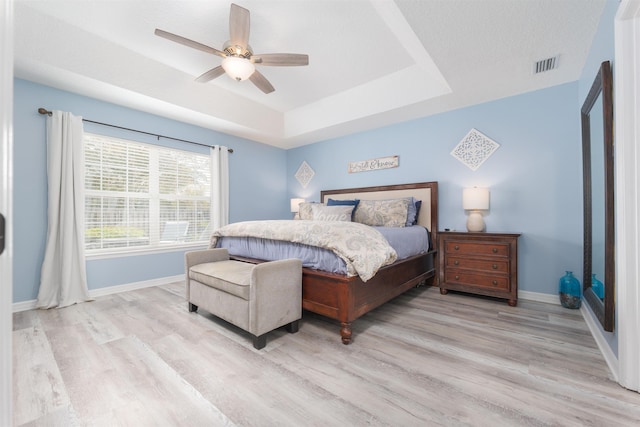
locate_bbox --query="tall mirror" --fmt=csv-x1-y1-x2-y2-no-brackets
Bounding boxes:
581,60,614,332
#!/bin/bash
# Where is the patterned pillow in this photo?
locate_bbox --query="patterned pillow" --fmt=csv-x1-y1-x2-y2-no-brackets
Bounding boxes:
327,198,360,220
298,202,319,220
354,198,411,227
311,204,354,221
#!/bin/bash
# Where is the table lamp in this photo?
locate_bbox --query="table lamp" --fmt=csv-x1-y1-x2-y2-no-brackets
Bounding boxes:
290,198,304,219
463,187,490,232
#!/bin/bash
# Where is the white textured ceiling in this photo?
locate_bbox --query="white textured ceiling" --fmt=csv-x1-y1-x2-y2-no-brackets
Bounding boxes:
14,0,605,149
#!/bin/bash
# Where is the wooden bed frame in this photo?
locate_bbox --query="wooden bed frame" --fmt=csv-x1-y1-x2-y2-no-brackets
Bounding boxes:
310,181,439,344
233,181,439,344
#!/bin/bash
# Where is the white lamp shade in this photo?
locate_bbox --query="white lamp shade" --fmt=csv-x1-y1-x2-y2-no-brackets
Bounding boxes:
222,56,255,81
462,187,490,210
290,198,305,213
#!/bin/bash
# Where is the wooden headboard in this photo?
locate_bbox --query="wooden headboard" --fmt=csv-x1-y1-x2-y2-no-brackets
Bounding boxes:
321,181,439,246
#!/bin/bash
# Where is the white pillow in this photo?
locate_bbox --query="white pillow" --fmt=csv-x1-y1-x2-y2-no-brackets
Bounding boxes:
310,204,354,222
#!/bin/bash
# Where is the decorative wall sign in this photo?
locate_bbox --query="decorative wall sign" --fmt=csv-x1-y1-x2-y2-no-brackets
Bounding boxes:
348,155,399,173
450,128,500,171
295,160,315,188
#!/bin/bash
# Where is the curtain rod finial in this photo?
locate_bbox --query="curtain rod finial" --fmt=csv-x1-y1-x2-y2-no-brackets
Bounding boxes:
38,108,52,116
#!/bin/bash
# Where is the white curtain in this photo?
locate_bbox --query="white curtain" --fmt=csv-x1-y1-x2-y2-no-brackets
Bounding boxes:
37,111,91,308
210,145,229,230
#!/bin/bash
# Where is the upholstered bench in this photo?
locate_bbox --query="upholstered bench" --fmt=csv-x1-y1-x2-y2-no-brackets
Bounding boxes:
185,248,302,349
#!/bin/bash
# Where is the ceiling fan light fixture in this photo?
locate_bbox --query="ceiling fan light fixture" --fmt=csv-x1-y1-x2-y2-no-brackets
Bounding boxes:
222,56,255,81
155,3,308,93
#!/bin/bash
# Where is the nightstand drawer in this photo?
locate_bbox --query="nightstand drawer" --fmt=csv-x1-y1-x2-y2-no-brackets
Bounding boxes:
446,257,509,273
444,241,510,257
444,271,510,291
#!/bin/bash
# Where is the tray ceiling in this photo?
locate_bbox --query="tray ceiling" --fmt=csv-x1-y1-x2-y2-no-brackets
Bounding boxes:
14,0,605,149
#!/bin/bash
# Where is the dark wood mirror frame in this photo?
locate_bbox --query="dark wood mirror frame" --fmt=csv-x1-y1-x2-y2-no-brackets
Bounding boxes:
581,60,614,332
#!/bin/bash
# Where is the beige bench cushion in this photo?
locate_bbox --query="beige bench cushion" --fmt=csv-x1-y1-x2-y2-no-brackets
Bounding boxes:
189,260,254,300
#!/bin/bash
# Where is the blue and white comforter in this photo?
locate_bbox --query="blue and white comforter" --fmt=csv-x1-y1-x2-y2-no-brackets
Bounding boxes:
209,220,398,281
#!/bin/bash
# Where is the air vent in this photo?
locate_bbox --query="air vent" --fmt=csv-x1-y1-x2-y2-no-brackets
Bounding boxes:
534,56,559,74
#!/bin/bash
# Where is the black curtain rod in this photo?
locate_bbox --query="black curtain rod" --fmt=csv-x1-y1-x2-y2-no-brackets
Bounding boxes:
37,108,233,153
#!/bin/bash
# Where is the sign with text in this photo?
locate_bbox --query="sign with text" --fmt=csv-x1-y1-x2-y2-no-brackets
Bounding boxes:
348,155,399,173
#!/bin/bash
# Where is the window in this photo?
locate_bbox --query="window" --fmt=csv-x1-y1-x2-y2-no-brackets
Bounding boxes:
84,133,211,254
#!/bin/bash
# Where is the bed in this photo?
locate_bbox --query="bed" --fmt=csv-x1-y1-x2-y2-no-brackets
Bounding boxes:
214,181,439,344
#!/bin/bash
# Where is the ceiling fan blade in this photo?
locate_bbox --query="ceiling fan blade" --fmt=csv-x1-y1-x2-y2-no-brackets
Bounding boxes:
195,66,226,83
229,3,250,48
249,70,275,94
155,28,226,58
252,53,309,66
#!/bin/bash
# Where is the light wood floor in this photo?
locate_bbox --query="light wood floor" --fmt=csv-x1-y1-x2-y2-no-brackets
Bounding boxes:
13,283,640,426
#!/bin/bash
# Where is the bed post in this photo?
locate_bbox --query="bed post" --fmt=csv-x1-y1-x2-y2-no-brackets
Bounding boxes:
340,322,352,344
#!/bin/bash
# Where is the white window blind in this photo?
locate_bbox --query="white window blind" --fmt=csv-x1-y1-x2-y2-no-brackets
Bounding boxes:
84,133,211,254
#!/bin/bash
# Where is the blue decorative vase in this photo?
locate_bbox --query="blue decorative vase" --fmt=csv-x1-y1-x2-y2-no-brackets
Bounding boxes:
591,274,605,300
559,271,581,309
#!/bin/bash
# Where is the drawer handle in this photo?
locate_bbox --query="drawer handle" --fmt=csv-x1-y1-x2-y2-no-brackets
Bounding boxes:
454,260,459,266
492,264,498,269
454,245,460,250
492,280,498,286
455,275,460,280
492,248,498,253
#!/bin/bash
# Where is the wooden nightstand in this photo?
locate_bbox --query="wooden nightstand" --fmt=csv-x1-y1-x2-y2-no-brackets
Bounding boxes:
438,231,521,306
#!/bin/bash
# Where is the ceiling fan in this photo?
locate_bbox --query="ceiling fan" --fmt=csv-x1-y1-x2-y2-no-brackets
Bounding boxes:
155,3,309,94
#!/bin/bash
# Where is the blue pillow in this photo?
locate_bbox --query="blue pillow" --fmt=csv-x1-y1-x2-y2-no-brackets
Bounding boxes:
406,198,422,226
414,200,422,224
327,198,360,208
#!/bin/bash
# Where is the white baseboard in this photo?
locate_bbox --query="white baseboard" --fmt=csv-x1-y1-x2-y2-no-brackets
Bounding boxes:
12,300,37,313
88,274,184,298
12,274,184,313
518,290,560,305
581,302,619,381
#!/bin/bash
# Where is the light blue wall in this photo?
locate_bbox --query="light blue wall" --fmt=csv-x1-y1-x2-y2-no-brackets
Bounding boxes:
577,0,619,355
13,79,289,302
288,82,582,297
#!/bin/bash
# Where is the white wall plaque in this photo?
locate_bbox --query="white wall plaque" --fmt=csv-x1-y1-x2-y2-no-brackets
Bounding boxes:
295,161,315,188
451,128,500,171
348,155,399,173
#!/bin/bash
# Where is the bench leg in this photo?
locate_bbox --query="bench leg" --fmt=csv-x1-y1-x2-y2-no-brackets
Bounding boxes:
285,319,300,334
188,303,198,312
253,334,267,350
